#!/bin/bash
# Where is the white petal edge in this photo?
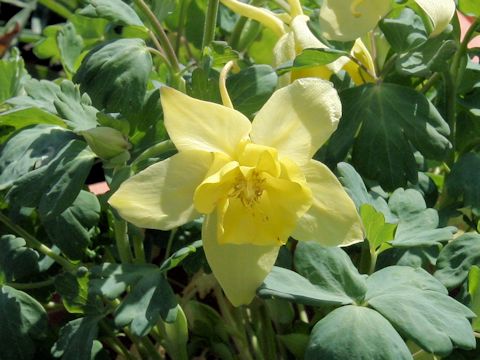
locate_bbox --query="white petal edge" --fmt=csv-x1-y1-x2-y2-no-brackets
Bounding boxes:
415,0,455,37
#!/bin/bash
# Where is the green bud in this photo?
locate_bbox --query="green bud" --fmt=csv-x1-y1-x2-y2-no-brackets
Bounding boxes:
81,127,131,163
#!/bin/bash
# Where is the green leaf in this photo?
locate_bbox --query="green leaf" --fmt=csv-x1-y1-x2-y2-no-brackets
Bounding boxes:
0,48,27,103
42,191,100,260
159,240,202,272
389,188,456,248
293,48,347,70
74,38,152,116
468,265,480,331
0,235,39,282
227,64,278,118
79,0,144,26
57,22,84,74
327,84,451,191
435,233,480,288
114,270,178,336
305,305,412,360
0,125,75,190
366,266,476,356
7,140,95,219
294,242,367,304
0,286,48,360
379,8,428,53
445,152,480,216
277,333,309,359
258,266,355,306
51,316,101,360
89,263,156,299
148,0,176,22
459,0,480,16
183,300,229,343
33,25,62,61
360,204,396,251
55,270,90,314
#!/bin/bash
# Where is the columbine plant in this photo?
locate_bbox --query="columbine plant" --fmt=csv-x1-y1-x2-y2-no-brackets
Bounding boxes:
109,74,363,305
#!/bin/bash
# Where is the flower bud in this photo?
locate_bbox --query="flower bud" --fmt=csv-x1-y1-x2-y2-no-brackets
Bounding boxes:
81,127,131,163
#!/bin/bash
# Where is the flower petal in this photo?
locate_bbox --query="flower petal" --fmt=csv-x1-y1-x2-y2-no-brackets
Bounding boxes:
415,0,455,37
292,160,364,246
251,78,341,165
109,150,213,230
319,0,392,41
161,87,251,157
202,212,280,306
341,39,376,84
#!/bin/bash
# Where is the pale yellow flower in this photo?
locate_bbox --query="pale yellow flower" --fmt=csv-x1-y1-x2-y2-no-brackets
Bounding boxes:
109,78,363,306
221,0,376,85
319,0,456,41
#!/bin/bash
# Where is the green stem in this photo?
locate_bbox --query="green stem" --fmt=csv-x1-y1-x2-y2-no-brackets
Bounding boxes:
451,17,480,88
202,0,220,50
132,140,176,169
0,212,75,270
368,250,378,275
6,278,55,290
134,0,181,73
99,321,136,360
175,0,192,55
230,15,249,49
420,72,441,94
113,217,133,264
148,47,171,67
164,228,177,260
37,0,72,19
133,235,146,264
443,72,457,166
358,240,371,275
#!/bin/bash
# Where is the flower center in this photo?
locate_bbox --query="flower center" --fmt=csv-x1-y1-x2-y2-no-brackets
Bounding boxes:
229,170,266,207
350,0,364,17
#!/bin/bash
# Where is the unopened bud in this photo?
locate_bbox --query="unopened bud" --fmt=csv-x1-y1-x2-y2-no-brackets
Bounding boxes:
81,127,131,163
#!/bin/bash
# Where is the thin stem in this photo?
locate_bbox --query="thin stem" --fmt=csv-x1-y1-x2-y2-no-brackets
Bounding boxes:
420,72,441,94
134,0,181,73
133,234,146,264
148,47,171,67
37,0,72,19
297,304,309,323
379,54,398,79
368,250,378,275
113,217,134,264
175,0,192,55
348,54,378,82
6,278,55,290
219,60,236,108
0,212,75,270
451,17,480,87
99,321,137,360
202,0,220,50
164,228,177,260
132,140,176,169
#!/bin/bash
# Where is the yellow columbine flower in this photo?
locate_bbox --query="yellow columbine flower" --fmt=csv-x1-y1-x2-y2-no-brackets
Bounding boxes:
109,78,363,306
221,0,376,85
319,0,456,42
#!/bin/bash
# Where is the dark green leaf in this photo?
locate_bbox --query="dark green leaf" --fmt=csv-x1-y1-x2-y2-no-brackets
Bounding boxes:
435,233,480,288
328,84,451,190
57,23,84,73
159,240,202,273
55,270,90,314
114,270,178,336
294,242,367,303
294,48,348,69
0,125,75,190
445,152,480,216
7,140,95,219
74,38,153,116
183,300,229,343
389,188,456,247
0,48,27,103
51,316,101,360
258,266,355,306
0,235,39,282
366,266,476,356
79,0,144,26
0,286,48,360
277,333,309,359
305,305,411,360
43,191,100,260
227,65,278,118
379,8,428,53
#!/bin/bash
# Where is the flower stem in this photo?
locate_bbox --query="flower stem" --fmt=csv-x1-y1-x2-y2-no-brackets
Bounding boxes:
0,212,75,271
6,278,55,290
202,0,220,50
113,217,134,264
38,0,72,19
133,0,180,73
132,140,176,170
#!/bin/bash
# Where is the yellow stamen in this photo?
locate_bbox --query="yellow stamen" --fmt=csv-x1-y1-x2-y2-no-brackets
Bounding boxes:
350,0,364,17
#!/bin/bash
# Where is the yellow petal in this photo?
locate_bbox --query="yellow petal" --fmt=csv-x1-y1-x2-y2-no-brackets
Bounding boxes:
202,212,280,306
109,150,213,230
415,0,455,37
251,78,341,165
342,38,376,84
161,87,251,157
292,160,364,246
319,0,392,41
273,31,296,86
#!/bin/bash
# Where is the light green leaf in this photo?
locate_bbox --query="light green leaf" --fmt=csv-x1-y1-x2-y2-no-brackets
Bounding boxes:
0,125,75,190
435,233,480,288
0,235,39,282
114,270,178,336
74,38,152,116
366,266,476,356
51,316,101,360
360,204,396,251
305,306,412,360
148,0,176,22
159,240,202,273
459,0,480,16
79,0,144,26
42,191,100,260
328,84,451,191
389,188,456,248
294,242,367,304
0,48,27,103
6,140,95,219
57,22,84,74
468,265,480,331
